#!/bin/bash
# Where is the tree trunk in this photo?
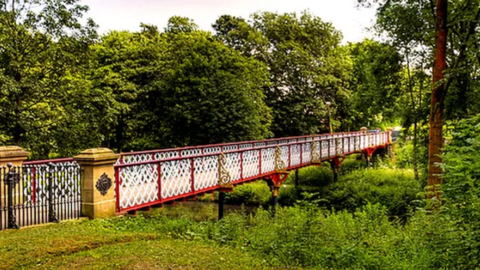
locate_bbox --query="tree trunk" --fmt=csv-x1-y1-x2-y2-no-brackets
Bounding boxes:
427,0,448,199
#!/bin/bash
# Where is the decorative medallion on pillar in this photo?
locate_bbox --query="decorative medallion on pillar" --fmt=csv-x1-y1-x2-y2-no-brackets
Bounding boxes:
218,153,232,188
274,146,286,172
96,173,112,196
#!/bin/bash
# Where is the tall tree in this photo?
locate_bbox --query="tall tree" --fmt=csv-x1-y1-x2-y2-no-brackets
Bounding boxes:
143,17,272,147
429,0,448,194
346,39,403,129
0,0,100,158
213,11,352,137
359,0,480,189
90,25,165,152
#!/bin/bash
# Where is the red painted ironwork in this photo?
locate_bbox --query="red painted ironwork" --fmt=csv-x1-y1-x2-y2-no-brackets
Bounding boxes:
114,132,391,213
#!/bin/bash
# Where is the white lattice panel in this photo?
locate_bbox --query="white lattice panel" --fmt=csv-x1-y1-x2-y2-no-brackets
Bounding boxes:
261,148,275,174
119,164,159,209
204,147,222,154
328,139,335,157
223,145,239,152
154,151,180,161
225,152,241,181
120,154,153,165
53,164,81,202
321,140,329,159
242,150,260,178
240,143,253,150
254,142,266,148
278,140,288,145
290,145,301,166
280,145,289,167
194,156,218,191
181,149,201,157
161,160,191,199
302,143,312,164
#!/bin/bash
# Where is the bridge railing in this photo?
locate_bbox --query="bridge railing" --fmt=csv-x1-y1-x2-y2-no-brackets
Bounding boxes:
114,132,390,212
116,132,368,165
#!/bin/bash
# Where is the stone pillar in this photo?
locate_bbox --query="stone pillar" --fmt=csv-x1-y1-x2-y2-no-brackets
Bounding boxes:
0,146,30,205
74,148,118,219
0,146,30,167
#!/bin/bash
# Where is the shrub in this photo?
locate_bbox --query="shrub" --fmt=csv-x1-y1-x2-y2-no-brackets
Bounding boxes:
322,168,422,218
440,114,480,268
224,181,272,206
339,154,366,174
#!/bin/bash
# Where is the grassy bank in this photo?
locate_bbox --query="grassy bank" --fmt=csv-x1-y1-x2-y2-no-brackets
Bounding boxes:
0,219,287,270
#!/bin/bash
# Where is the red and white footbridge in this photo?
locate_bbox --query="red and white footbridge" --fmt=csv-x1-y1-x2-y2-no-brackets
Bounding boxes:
113,131,391,213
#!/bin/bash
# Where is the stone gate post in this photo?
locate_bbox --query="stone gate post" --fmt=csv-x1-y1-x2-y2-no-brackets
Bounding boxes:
0,146,30,205
0,146,30,167
74,148,118,219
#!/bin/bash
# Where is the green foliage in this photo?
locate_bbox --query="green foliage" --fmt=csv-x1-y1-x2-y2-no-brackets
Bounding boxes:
224,181,272,206
0,219,274,270
339,155,366,174
279,164,422,218
0,0,101,159
323,168,422,218
440,114,480,268
214,11,353,136
149,29,272,147
346,39,403,129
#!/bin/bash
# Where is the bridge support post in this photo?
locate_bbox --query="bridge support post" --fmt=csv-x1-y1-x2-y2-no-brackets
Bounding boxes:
218,191,225,220
294,169,299,188
329,157,345,182
265,172,288,217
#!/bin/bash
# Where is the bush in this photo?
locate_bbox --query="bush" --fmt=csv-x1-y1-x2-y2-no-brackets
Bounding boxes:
284,165,334,187
224,181,272,206
322,168,422,218
195,203,442,269
339,154,367,174
440,114,480,268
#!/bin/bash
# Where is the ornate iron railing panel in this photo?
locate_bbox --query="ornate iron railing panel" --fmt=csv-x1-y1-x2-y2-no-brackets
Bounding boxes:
1,161,81,230
114,132,390,213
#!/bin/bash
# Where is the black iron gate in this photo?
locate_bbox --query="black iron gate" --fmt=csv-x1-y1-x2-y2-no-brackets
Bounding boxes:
0,162,81,230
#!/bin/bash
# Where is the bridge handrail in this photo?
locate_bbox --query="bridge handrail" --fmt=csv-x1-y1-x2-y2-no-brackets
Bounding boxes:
116,131,365,164
114,134,366,168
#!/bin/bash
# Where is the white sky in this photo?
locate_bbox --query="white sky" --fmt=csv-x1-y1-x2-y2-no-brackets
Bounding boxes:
79,0,377,43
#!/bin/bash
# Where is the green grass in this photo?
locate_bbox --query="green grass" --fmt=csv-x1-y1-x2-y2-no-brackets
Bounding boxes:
0,219,294,270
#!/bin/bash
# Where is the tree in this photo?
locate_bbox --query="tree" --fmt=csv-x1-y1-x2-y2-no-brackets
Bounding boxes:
214,11,352,137
90,25,165,152
346,39,403,129
144,21,272,147
359,0,480,191
0,0,100,158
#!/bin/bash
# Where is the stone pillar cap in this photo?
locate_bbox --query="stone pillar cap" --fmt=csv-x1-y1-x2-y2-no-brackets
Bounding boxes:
0,146,30,159
74,148,119,165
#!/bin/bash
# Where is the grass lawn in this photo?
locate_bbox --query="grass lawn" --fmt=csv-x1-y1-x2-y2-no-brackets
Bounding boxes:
0,219,291,270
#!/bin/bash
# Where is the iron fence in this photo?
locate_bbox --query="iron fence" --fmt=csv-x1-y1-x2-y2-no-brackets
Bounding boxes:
0,161,81,230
